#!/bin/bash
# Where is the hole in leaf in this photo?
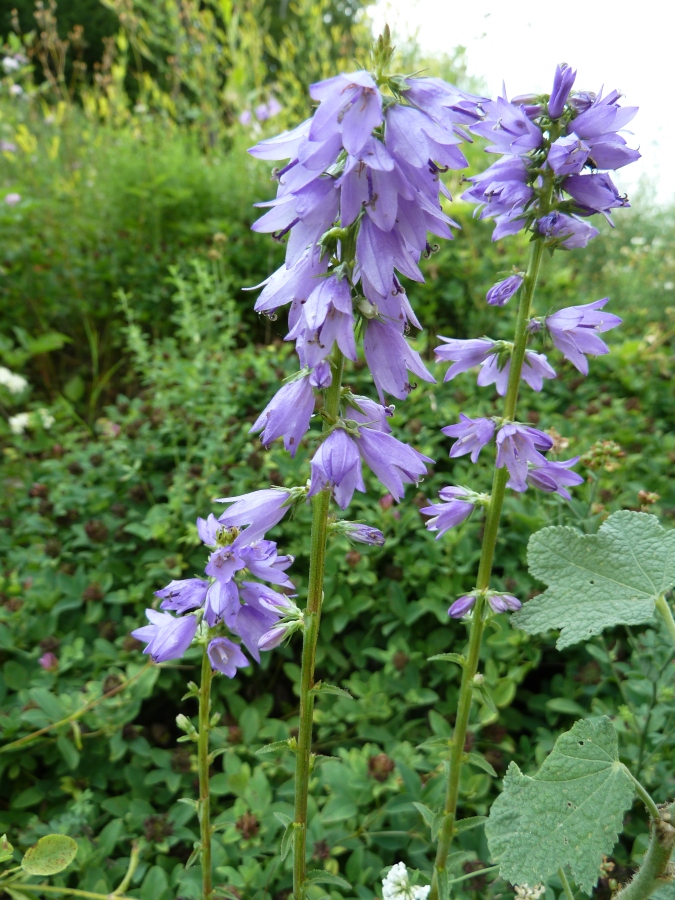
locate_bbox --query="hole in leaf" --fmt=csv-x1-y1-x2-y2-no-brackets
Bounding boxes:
578,741,584,746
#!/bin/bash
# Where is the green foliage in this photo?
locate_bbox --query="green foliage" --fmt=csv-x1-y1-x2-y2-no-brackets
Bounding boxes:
21,833,78,875
516,512,675,648
487,718,636,894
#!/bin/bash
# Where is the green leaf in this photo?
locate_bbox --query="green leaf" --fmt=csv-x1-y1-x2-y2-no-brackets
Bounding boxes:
56,734,80,770
465,752,497,777
412,802,436,828
516,511,675,649
0,834,14,862
417,735,451,750
256,740,292,755
455,815,487,833
21,834,78,875
280,821,295,861
486,717,635,894
473,681,498,714
311,681,352,699
305,871,351,888
428,653,466,667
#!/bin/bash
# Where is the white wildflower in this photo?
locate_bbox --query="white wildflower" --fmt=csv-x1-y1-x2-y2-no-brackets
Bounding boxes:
2,57,20,73
8,412,31,434
37,408,54,429
382,862,430,900
514,884,546,900
9,84,23,97
4,192,21,206
0,366,28,394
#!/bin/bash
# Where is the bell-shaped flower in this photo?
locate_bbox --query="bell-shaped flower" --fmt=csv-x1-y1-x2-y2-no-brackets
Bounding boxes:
486,274,523,307
477,349,556,394
537,211,599,249
545,298,622,374
216,489,293,546
563,172,628,216
435,337,496,381
442,414,495,462
308,428,365,509
207,637,249,677
356,428,433,502
132,610,198,663
251,374,315,457
363,319,435,402
155,578,209,614
309,70,382,155
472,94,543,155
495,423,553,491
523,458,584,500
548,135,591,177
421,486,476,539
239,541,295,588
548,63,577,119
203,579,239,627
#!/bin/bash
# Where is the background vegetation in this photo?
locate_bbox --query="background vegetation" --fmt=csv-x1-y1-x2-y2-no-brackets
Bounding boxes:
1,2,674,898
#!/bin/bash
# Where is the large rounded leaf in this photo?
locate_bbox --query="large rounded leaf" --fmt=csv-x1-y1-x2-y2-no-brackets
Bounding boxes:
21,834,78,875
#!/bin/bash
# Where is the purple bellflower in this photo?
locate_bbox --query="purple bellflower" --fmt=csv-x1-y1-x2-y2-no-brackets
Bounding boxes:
486,274,523,306
357,427,433,502
207,637,249,677
363,319,435,401
339,521,386,545
435,337,496,381
216,489,293,545
524,458,584,499
156,578,209,613
448,592,521,618
537,211,599,249
421,486,476,539
548,63,577,119
545,298,622,374
308,428,365,509
251,374,315,456
132,610,199,663
495,423,553,491
477,349,556,394
442,414,495,462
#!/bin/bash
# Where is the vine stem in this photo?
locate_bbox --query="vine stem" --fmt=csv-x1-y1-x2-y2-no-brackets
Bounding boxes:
0,662,154,754
429,234,547,900
292,348,345,900
655,594,675,648
558,867,575,900
198,648,214,900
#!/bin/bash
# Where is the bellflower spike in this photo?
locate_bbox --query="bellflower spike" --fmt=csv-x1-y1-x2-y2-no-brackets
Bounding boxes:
421,486,475,539
486,274,523,307
207,637,249,677
496,423,553,492
545,298,622,374
357,428,433,501
548,63,577,119
524,458,584,499
442,414,495,462
156,578,209,614
132,610,198,663
217,489,293,545
308,428,365,509
251,374,315,456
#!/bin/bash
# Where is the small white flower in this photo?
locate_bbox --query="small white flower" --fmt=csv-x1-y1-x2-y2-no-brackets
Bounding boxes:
515,884,546,900
2,57,20,73
4,192,21,206
8,412,31,434
0,366,28,394
9,84,23,97
382,862,430,900
37,408,55,429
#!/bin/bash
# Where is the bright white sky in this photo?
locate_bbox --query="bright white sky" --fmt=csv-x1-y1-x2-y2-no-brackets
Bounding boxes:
369,0,673,205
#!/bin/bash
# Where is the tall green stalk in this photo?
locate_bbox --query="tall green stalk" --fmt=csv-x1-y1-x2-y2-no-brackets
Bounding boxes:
292,348,345,899
198,649,214,900
429,235,547,899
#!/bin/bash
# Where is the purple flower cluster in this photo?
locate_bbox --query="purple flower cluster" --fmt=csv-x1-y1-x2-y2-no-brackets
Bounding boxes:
132,490,302,671
464,63,639,254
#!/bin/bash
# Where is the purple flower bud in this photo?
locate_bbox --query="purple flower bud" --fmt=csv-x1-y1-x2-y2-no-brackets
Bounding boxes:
308,428,364,509
39,651,59,671
216,489,293,545
208,637,249,677
251,374,315,457
345,395,394,433
340,522,386,545
442,414,495,463
435,337,496,381
309,360,332,388
537,211,599,249
496,423,553,492
131,610,198,663
357,428,433,502
524,457,584,500
563,172,628,215
487,593,522,613
421,486,475,539
486,275,523,307
548,63,577,119
156,578,209,613
545,298,621,375
258,623,293,652
449,594,475,617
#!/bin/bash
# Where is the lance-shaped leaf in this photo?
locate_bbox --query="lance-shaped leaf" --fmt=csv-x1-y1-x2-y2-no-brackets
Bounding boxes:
514,511,675,649
486,718,635,894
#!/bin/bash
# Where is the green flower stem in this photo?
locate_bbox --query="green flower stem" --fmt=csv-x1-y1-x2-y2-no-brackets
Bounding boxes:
198,648,214,900
613,802,675,900
445,864,500,887
17,886,137,900
293,348,345,900
0,662,154,754
655,594,675,648
430,235,547,900
627,770,663,822
559,866,575,900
